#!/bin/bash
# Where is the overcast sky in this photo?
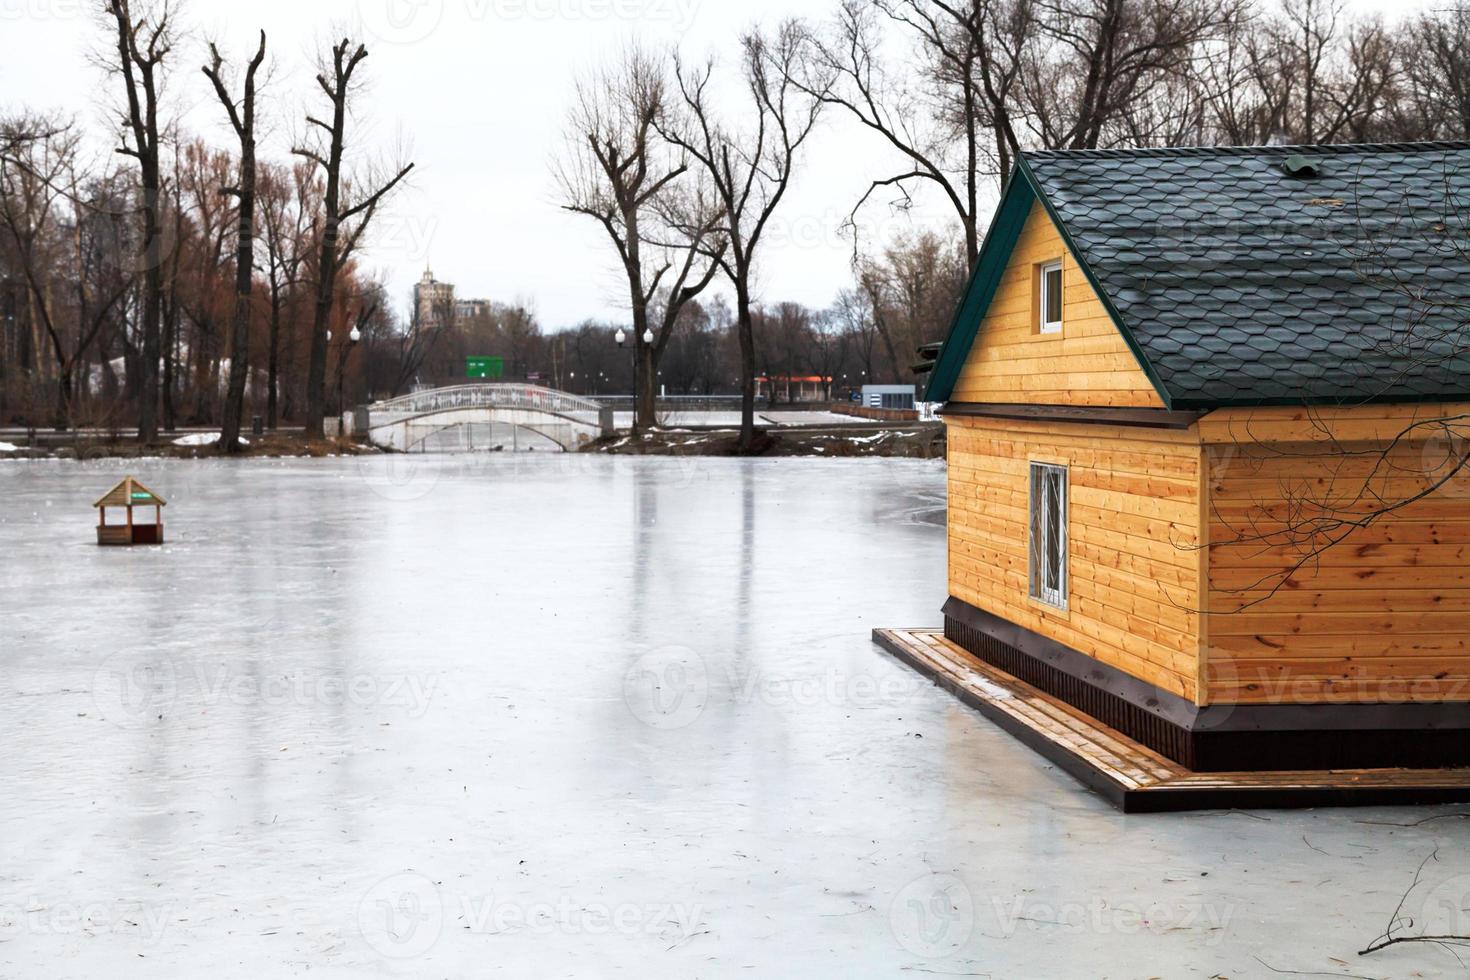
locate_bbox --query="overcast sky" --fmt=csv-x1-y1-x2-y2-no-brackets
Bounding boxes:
0,0,1426,330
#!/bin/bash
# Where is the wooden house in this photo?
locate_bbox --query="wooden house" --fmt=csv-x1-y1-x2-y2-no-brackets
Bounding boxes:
916,142,1470,778
95,476,166,546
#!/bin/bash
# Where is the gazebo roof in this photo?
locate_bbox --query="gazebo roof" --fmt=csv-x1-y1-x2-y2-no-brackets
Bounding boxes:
94,476,167,508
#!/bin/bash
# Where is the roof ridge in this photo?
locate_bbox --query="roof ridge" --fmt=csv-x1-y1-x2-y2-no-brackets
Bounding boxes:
1023,140,1470,161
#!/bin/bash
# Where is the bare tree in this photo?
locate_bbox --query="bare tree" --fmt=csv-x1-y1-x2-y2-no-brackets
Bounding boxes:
1401,8,1470,140
794,1,1029,265
203,30,267,453
104,0,174,443
173,140,234,423
292,37,414,439
386,285,450,396
662,23,828,451
557,46,723,432
0,118,131,425
257,161,316,428
1021,0,1238,150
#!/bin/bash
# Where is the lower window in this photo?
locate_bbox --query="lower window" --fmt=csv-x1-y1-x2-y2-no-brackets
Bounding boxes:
1029,462,1069,609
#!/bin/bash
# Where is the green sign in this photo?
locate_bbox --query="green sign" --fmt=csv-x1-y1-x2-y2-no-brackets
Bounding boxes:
131,492,152,501
466,356,503,379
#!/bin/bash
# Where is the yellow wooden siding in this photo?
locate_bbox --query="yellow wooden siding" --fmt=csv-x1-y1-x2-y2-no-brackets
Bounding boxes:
946,414,1203,700
1197,403,1470,446
949,201,1165,408
1203,431,1470,703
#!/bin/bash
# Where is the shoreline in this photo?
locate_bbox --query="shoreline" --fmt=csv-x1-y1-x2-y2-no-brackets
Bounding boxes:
1,422,946,461
0,432,378,461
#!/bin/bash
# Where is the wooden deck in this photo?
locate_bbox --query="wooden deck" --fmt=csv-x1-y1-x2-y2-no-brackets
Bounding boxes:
874,627,1470,812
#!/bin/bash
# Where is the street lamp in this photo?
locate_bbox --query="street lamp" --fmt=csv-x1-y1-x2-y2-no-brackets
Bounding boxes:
332,326,361,419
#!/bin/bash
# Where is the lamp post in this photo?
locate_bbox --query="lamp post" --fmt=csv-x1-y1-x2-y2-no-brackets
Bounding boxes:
615,325,655,433
328,325,362,423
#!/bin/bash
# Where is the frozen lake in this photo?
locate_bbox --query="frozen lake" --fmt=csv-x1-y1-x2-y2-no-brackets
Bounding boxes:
2,455,1467,978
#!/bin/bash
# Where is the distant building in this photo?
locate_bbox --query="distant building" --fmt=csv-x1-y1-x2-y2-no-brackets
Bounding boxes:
756,374,831,403
414,267,490,329
414,267,455,328
860,384,916,410
454,298,490,322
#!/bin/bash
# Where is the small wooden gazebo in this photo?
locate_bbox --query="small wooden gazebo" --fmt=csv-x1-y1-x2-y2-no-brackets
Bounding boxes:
94,476,166,546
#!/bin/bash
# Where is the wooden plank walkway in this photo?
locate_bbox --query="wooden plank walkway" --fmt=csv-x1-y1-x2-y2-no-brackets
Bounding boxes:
874,627,1470,812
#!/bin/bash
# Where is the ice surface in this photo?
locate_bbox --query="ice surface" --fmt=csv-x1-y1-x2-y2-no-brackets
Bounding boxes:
1,456,1467,978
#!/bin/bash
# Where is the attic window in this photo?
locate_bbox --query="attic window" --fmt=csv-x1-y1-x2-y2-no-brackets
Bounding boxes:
1038,261,1063,334
1281,154,1320,178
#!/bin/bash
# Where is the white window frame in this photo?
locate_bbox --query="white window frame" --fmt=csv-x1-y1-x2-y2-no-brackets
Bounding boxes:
1038,260,1063,334
1029,462,1069,610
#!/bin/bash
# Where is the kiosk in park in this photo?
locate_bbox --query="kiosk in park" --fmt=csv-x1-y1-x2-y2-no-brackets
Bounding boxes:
94,476,166,546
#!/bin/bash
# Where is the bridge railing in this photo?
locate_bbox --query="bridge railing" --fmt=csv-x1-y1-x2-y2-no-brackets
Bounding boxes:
367,384,605,423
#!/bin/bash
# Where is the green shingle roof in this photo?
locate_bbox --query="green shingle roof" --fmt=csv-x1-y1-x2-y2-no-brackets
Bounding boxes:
927,141,1470,409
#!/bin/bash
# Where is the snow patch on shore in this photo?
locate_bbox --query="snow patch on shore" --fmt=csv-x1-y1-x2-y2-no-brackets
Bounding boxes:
173,433,249,447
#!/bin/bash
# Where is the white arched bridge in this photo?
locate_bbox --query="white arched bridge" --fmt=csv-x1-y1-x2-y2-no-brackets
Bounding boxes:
361,384,613,452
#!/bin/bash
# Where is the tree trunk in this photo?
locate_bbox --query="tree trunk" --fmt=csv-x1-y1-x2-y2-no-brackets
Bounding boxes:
137,162,163,443
266,289,281,429
213,34,266,453
161,295,177,431
735,277,756,453
306,226,337,439
637,340,656,429
54,369,70,431
220,148,257,452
